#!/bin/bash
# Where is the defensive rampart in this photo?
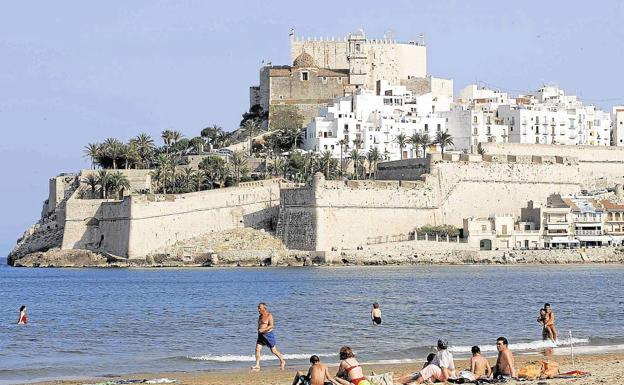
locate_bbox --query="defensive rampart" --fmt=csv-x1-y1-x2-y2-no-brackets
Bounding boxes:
278,151,624,253
61,179,281,258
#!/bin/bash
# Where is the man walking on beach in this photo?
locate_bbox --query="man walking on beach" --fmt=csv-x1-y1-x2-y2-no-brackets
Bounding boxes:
493,337,515,378
252,302,286,370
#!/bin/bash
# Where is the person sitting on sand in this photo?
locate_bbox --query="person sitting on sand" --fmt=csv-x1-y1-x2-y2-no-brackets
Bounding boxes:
18,305,27,325
397,340,455,384
423,353,436,369
335,346,370,385
469,346,491,379
252,302,286,371
492,337,515,378
371,303,382,325
544,303,557,342
293,355,339,385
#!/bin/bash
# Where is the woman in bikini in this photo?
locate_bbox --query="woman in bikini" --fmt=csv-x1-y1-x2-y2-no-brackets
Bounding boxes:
335,346,371,385
18,305,27,325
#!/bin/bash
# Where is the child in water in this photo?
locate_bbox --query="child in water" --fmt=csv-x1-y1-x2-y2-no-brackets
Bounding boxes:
371,303,382,325
18,305,27,325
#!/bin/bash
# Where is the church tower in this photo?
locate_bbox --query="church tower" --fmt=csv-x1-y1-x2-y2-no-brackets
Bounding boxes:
347,30,367,87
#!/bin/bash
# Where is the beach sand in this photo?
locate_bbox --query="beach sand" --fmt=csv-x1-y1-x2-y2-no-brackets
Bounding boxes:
31,352,623,385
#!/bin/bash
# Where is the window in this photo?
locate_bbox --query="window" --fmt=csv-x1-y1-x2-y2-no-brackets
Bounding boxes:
481,225,487,231
279,95,284,99
324,145,327,149
437,124,441,131
331,145,334,150
424,124,429,132
344,124,349,131
355,43,361,52
502,225,508,235
487,126,491,135
473,127,477,135
337,77,343,84
323,132,327,138
321,77,327,84
301,71,309,81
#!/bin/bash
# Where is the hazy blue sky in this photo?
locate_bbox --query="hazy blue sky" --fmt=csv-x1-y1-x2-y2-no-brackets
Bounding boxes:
1,1,624,256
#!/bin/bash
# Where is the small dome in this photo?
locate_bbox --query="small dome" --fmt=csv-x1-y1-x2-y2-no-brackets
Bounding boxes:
293,51,317,68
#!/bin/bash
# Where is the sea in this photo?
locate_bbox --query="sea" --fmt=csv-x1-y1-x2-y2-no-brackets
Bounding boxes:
1,259,623,384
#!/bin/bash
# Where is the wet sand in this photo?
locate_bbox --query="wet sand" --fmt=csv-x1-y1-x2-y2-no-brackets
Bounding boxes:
31,352,623,385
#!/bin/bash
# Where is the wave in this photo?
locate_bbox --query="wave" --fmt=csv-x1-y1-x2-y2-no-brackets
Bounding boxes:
187,352,334,362
448,337,589,354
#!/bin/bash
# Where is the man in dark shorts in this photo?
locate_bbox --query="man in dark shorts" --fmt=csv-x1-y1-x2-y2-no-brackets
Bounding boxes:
252,302,286,370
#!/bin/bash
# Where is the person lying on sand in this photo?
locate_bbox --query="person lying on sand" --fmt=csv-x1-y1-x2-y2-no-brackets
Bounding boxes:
292,355,339,385
397,340,455,384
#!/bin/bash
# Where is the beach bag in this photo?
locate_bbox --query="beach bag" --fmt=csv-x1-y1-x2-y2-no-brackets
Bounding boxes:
366,372,393,385
540,360,560,379
517,362,541,379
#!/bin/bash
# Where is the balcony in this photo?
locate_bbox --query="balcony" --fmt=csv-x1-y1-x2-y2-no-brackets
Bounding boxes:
575,229,603,236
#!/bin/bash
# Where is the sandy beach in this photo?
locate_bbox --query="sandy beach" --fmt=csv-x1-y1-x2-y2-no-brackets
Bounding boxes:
31,352,623,385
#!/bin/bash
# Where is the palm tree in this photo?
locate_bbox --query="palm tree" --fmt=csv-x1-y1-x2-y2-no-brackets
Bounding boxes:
241,119,260,156
192,169,206,191
199,156,230,188
477,143,486,156
107,171,130,199
155,153,174,194
338,139,346,178
418,133,431,159
182,167,195,192
83,143,101,169
201,124,222,150
190,137,205,154
161,130,174,147
171,130,184,144
395,133,407,160
96,170,110,198
409,133,421,159
349,148,360,180
435,131,454,156
367,147,381,179
230,151,247,184
320,151,333,179
131,133,155,168
103,138,124,169
82,174,98,198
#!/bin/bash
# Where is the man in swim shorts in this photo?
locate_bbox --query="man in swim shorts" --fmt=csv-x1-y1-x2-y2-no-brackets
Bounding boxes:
544,303,558,341
252,302,286,370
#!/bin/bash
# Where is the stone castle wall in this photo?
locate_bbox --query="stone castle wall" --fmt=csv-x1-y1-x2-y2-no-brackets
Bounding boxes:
60,179,282,258
278,149,624,253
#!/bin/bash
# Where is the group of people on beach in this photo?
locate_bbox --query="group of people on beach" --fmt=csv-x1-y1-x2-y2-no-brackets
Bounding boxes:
252,302,559,384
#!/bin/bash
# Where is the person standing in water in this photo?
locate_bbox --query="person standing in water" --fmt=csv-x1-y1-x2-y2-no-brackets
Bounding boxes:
371,303,382,325
544,303,558,341
18,305,27,325
252,302,286,370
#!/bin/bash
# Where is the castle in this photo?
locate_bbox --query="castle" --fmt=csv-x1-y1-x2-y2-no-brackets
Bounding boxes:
249,29,451,128
9,142,624,265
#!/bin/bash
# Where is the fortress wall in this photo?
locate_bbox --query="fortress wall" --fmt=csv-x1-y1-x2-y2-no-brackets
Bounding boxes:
61,192,124,252
376,158,429,180
432,161,583,226
100,200,131,257
480,142,624,163
277,187,317,250
125,182,281,257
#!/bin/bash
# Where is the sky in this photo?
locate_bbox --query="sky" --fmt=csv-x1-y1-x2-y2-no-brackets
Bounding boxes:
1,0,624,256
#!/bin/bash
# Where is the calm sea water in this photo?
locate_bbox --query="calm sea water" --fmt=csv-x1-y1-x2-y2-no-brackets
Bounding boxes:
1,260,623,384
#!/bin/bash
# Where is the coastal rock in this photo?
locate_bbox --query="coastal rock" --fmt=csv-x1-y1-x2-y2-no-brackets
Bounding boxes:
11,248,109,268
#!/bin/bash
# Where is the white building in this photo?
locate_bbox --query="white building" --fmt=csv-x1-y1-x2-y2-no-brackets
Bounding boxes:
498,86,611,146
303,81,451,160
613,106,624,146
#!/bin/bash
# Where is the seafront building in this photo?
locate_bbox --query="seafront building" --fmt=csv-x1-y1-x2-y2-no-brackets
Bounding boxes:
303,80,450,160
463,193,624,250
613,106,624,146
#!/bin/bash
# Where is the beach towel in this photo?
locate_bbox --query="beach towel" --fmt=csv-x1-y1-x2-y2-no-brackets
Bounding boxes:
517,362,541,380
366,372,393,385
557,370,590,379
539,360,559,379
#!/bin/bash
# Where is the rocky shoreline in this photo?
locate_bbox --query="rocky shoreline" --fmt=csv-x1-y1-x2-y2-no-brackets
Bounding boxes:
8,245,624,267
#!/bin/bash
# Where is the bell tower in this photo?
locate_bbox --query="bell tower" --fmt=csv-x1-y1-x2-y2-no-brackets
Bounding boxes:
347,30,367,87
